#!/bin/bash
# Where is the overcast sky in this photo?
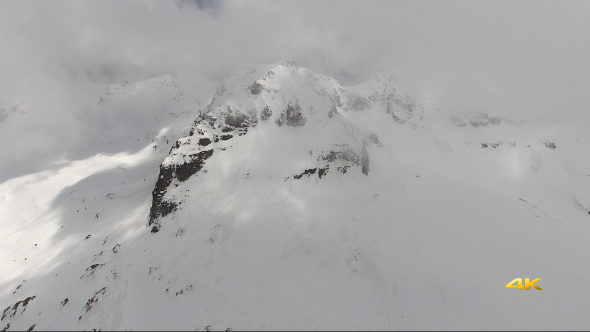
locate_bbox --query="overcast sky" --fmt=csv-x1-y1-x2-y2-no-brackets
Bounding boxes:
1,0,589,178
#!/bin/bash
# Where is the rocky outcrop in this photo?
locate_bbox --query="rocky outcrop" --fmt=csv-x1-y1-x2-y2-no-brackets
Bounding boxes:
149,106,258,233
386,93,419,124
450,112,518,127
276,102,306,127
290,142,373,180
147,62,416,233
481,142,502,148
544,142,557,149
328,104,338,118
149,153,217,232
148,150,215,233
320,144,370,176
294,168,317,179
2,296,36,322
248,81,263,95
261,105,272,122
79,287,107,320
344,96,371,112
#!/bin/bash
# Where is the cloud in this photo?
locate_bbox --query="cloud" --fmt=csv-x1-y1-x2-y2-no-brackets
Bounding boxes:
1,0,589,179
177,0,223,15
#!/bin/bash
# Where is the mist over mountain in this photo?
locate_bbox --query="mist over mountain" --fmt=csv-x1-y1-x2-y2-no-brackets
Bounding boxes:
2,1,590,330
1,61,589,330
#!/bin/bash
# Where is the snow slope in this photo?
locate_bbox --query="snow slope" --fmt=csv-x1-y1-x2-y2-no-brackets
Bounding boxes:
1,62,589,330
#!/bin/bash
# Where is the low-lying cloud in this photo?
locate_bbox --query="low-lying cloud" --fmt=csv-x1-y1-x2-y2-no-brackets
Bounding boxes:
1,0,589,180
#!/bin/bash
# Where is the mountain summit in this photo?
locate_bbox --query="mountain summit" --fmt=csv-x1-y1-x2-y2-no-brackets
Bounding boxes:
148,61,423,232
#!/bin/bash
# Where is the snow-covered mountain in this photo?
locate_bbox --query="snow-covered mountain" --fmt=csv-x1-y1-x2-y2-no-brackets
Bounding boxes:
1,61,589,330
148,61,419,233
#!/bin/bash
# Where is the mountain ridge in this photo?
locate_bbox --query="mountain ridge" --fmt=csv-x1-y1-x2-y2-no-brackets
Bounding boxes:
147,61,421,232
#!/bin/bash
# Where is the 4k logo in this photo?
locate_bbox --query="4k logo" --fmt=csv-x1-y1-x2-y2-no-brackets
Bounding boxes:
506,278,542,290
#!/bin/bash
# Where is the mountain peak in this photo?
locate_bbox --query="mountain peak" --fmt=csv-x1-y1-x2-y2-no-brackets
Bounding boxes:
146,63,422,232
279,59,302,69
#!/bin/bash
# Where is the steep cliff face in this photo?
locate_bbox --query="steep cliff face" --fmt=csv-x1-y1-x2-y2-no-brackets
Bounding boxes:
148,61,420,232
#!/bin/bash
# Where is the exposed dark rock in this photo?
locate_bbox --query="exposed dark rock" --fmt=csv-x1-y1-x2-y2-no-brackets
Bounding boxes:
82,287,107,314
337,166,350,174
321,148,359,164
314,145,372,177
477,116,502,126
1,323,9,332
27,324,35,332
386,93,418,124
391,113,404,124
489,117,502,125
225,110,259,133
81,264,105,279
248,81,263,95
149,104,262,232
176,150,214,182
225,112,247,128
198,138,211,146
275,115,284,126
345,96,371,111
148,167,175,232
544,142,556,149
2,296,36,321
282,60,300,68
333,93,343,107
481,142,501,148
328,104,337,118
360,146,370,176
318,167,329,178
294,168,317,180
451,113,512,127
61,298,69,306
470,120,485,128
261,105,272,122
149,149,214,232
89,264,103,270
367,133,380,145
276,102,306,127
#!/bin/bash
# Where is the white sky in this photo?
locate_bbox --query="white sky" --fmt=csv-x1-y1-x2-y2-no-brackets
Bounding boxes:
1,0,589,177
